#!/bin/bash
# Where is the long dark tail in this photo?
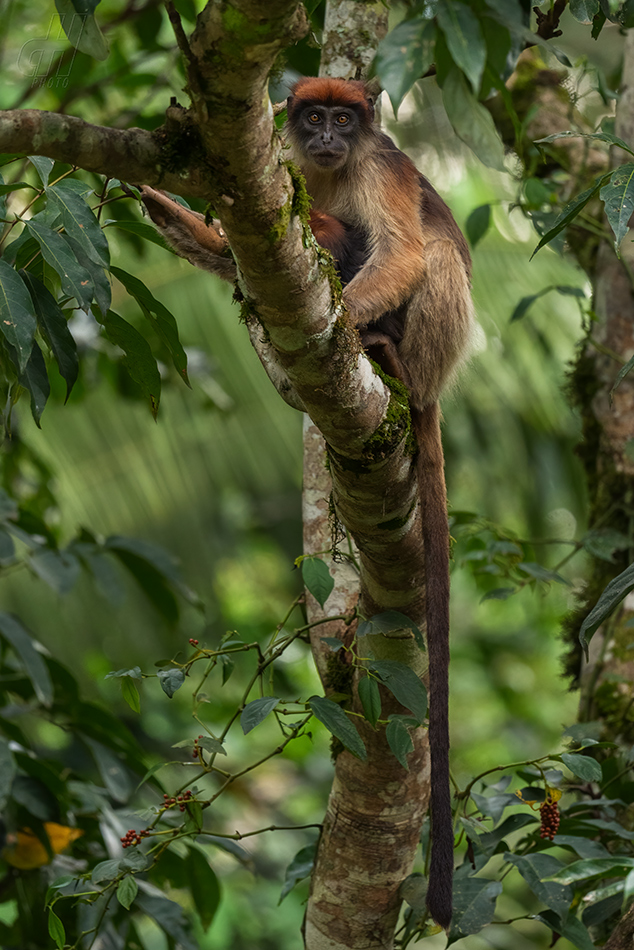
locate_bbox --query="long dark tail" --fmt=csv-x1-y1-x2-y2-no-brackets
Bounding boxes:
412,403,453,930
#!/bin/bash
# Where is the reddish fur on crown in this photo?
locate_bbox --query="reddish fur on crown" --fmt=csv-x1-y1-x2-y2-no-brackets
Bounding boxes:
289,77,374,121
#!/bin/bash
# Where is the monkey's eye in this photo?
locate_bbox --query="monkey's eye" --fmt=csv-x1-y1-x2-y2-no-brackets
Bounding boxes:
336,114,349,125
307,112,321,123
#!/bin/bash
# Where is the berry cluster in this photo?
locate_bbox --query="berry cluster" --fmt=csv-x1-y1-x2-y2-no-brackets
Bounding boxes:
188,638,199,646
163,790,194,812
192,735,204,759
539,799,560,840
120,828,149,848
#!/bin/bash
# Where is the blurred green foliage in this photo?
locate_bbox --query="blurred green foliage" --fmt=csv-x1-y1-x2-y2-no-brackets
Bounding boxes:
1,0,633,948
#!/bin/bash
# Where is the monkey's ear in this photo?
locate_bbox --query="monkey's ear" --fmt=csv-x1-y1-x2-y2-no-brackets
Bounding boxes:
363,78,381,121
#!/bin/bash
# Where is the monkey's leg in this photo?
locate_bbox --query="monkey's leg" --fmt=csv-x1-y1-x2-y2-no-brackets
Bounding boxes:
139,186,236,280
360,329,413,389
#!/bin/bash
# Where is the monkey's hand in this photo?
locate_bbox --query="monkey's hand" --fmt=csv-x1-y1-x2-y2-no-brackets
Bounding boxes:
139,186,237,281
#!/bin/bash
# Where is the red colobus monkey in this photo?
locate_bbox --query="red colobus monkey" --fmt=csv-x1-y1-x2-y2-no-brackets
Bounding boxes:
140,76,476,929
286,77,475,930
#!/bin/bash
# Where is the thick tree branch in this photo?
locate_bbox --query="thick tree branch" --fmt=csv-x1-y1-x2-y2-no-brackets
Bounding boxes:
0,109,214,198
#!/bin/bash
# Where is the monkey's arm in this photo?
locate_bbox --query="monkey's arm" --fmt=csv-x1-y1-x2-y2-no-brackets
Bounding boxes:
139,186,237,281
139,187,305,413
342,247,426,325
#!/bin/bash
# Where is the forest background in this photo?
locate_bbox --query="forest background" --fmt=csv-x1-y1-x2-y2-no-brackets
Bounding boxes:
0,0,633,949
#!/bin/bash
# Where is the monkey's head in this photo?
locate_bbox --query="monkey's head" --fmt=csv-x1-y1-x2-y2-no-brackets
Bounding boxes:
286,77,376,170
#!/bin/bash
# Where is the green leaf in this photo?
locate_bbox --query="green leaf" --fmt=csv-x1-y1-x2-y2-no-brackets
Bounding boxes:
356,610,424,649
79,546,126,606
92,859,121,884
386,715,416,769
0,612,53,705
105,666,143,680
592,7,607,37
0,181,33,197
545,856,634,885
20,271,78,401
0,258,37,373
136,893,197,950
582,889,623,926
186,847,221,931
320,637,344,652
55,0,109,59
441,68,506,171
579,562,634,657
121,677,141,713
531,172,613,258
449,877,502,938
116,875,139,910
505,853,573,923
184,799,204,834
301,556,334,608
48,909,65,950
0,737,16,807
0,527,14,561
600,164,634,253
29,549,80,594
120,848,149,872
581,528,631,562
517,562,571,586
18,339,50,426
534,910,597,950
110,266,189,385
465,204,491,247
358,675,381,728
12,774,58,820
28,156,54,187
48,181,110,267
560,753,603,782
369,660,427,723
375,18,437,114
25,219,94,309
610,353,634,402
280,843,317,902
96,310,161,418
570,0,600,21
309,695,367,760
104,535,196,618
554,835,610,859
107,219,178,252
83,736,132,802
64,232,112,315
158,668,185,698
476,812,538,855
480,587,516,602
535,129,634,157
437,1,486,93
198,736,227,755
241,697,280,733
510,291,544,322
220,653,235,684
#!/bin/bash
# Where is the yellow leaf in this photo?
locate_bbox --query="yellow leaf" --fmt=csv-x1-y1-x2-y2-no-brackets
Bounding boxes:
3,822,84,870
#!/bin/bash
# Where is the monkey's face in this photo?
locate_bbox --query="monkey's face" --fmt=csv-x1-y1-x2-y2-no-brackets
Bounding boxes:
290,104,362,169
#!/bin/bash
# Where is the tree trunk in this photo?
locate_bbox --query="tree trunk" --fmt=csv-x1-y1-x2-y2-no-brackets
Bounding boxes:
302,5,434,948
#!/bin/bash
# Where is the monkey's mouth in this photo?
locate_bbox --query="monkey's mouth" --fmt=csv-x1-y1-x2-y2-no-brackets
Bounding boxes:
310,150,346,167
